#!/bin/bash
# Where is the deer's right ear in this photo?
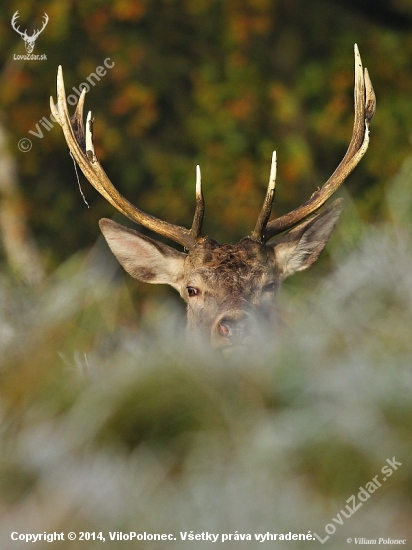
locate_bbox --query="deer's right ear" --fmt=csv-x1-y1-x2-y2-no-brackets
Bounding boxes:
268,199,344,279
99,219,187,290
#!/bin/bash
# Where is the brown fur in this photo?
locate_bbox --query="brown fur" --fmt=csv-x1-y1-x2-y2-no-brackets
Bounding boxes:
183,238,279,347
99,200,343,349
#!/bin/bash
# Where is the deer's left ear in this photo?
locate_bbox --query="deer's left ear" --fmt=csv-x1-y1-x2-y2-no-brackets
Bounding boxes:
99,218,187,290
268,198,344,279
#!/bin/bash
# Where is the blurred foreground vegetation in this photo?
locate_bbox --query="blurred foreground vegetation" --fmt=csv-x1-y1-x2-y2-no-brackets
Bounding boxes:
0,169,412,549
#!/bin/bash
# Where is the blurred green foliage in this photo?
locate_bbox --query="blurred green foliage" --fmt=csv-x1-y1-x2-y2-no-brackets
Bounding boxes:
1,0,412,267
0,186,412,546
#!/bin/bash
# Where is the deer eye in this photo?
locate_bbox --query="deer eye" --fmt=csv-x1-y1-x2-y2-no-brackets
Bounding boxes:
187,286,200,297
263,282,276,293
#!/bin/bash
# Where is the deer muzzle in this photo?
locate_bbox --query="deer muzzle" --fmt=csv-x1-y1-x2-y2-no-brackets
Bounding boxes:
212,310,254,348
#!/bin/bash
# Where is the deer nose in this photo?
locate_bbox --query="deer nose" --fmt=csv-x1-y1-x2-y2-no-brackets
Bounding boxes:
217,312,251,342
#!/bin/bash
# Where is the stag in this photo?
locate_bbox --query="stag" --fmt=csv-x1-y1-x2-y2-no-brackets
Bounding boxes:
11,11,49,54
50,45,375,350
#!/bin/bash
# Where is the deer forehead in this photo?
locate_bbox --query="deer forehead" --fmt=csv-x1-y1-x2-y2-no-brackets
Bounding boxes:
185,238,276,286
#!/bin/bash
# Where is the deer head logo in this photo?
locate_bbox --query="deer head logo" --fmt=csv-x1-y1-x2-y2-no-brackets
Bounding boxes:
11,11,49,54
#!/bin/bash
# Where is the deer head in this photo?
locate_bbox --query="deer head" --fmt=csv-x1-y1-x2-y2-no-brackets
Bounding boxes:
50,45,375,350
11,11,49,54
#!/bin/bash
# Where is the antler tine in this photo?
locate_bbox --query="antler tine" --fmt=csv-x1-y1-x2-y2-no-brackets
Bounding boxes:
11,11,25,37
250,151,277,242
36,13,49,35
32,13,49,37
190,165,205,241
262,44,375,242
50,66,199,250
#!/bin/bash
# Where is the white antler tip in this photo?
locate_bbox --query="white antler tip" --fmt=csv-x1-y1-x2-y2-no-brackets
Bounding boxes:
196,164,202,196
354,44,362,67
269,151,277,190
85,111,95,156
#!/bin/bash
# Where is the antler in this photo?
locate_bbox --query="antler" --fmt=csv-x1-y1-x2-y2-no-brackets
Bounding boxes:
11,11,27,38
32,13,49,39
11,11,48,39
252,44,376,243
50,66,204,250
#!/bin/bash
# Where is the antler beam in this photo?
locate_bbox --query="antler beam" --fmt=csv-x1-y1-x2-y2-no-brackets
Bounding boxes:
252,44,375,243
50,66,204,250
